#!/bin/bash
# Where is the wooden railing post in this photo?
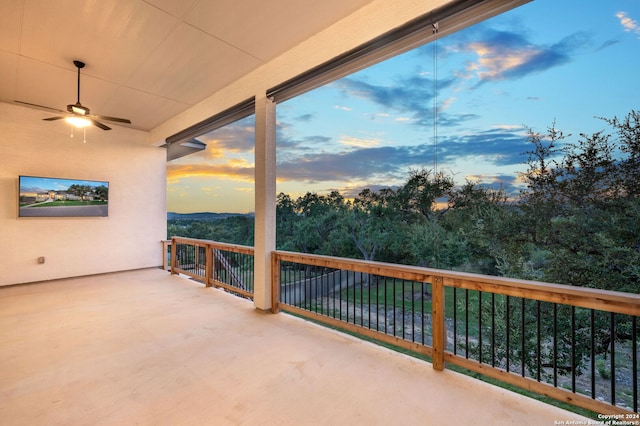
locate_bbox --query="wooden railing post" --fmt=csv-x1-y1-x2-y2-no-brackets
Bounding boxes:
170,238,177,274
271,253,281,313
161,240,170,271
205,242,213,287
195,244,200,275
431,275,445,371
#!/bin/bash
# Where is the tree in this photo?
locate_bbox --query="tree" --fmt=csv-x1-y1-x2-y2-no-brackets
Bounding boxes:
67,184,92,200
395,168,454,220
602,110,640,197
515,117,640,294
93,185,108,201
486,113,640,380
276,192,297,250
342,189,393,261
276,191,347,255
517,123,566,247
442,181,517,275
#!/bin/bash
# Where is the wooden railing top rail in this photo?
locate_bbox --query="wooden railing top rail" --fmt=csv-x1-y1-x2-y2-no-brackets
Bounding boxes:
171,236,255,255
274,250,640,316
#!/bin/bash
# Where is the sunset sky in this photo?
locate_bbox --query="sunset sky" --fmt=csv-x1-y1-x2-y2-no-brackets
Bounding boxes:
167,0,640,214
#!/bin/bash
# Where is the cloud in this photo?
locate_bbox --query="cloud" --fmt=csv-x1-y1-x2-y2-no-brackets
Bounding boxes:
203,131,254,153
454,29,587,84
167,162,255,184
596,38,620,51
337,75,436,119
492,124,523,131
276,145,415,184
616,11,640,37
336,74,471,128
436,128,530,166
333,25,585,130
465,174,519,186
339,136,381,148
275,127,530,185
196,116,255,153
339,184,401,199
276,133,333,151
294,113,314,122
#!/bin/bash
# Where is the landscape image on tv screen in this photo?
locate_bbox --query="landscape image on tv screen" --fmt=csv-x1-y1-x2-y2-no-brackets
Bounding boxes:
19,176,109,217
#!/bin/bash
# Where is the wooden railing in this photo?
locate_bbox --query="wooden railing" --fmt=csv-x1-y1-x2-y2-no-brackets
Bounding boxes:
164,238,639,415
170,237,255,299
272,250,640,415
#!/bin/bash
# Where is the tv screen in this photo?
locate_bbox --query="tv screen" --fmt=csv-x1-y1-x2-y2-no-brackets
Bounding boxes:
18,176,109,217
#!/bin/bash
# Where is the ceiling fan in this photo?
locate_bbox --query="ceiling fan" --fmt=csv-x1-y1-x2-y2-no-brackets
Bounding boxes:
17,60,131,131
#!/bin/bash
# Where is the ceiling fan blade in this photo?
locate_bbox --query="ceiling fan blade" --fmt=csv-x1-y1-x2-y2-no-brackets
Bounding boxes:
15,100,65,114
93,115,132,124
90,118,111,131
43,116,65,121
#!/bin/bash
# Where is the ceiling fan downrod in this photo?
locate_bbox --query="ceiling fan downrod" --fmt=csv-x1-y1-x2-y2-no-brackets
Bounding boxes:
74,60,85,104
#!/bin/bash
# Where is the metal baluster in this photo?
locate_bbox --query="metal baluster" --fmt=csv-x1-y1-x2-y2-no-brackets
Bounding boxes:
368,274,372,329
465,289,469,359
393,278,397,337
610,312,616,406
491,293,495,367
336,269,341,320
421,282,425,345
506,296,511,373
384,275,388,334
453,287,457,356
633,316,638,413
553,304,558,387
571,306,576,392
591,309,596,400
478,291,483,364
411,281,415,342
402,279,406,340
521,298,525,377
537,301,541,382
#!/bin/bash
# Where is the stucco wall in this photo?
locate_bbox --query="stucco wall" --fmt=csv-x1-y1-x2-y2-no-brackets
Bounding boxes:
0,103,166,286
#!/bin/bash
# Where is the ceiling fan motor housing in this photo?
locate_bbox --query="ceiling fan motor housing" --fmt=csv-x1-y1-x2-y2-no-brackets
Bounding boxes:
67,103,90,116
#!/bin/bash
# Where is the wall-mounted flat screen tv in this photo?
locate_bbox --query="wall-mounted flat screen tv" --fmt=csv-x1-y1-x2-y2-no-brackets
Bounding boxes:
19,176,109,217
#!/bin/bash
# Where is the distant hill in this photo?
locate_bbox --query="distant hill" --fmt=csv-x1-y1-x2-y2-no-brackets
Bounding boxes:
167,212,254,221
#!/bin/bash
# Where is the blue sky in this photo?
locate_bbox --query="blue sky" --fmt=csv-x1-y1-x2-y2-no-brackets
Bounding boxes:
20,176,108,193
167,0,640,213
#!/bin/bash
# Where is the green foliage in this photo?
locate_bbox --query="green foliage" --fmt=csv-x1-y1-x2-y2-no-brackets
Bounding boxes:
167,215,254,246
596,358,611,380
515,111,640,293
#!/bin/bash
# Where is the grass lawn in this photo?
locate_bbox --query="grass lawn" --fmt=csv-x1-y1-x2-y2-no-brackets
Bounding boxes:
30,200,107,207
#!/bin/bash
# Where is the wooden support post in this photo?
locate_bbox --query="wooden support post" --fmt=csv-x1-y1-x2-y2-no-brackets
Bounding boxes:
271,254,281,313
170,238,177,274
205,243,213,287
432,276,445,371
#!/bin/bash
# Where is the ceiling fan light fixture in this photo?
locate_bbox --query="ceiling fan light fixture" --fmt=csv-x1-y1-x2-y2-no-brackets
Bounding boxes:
66,116,92,128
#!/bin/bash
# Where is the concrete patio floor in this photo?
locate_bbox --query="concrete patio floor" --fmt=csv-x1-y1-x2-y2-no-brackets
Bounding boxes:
0,268,591,425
